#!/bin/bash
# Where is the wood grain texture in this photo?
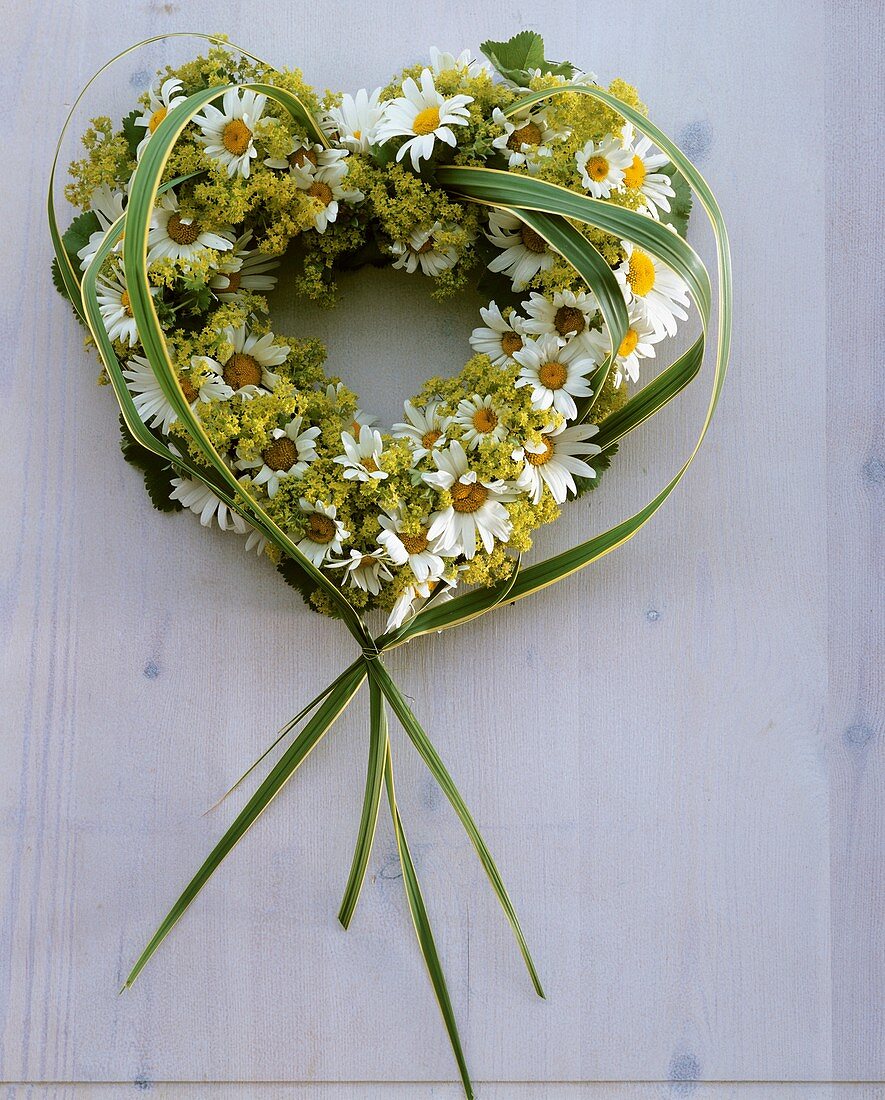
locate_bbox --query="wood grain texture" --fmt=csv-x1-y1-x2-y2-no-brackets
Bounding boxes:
1,0,881,1093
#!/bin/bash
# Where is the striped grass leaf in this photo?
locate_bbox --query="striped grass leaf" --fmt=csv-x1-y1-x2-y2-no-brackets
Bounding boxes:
371,662,545,998
123,660,367,989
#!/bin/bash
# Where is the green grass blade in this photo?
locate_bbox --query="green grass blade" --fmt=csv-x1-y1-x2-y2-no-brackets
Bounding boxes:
372,662,544,998
123,662,366,989
338,669,388,928
384,746,474,1100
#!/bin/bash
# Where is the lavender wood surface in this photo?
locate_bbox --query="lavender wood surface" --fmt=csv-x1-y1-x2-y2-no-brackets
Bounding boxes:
1,0,882,1096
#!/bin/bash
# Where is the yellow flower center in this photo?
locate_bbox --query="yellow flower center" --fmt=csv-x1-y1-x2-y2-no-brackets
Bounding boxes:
451,480,488,514
362,455,379,473
507,121,542,150
120,289,133,316
623,154,646,189
289,147,318,168
223,352,262,390
415,238,435,254
262,437,298,471
520,225,548,254
222,271,241,294
526,435,555,466
472,406,499,433
308,180,334,206
421,429,442,449
148,106,167,134
618,328,639,357
627,250,656,297
307,513,336,543
586,155,610,181
501,331,523,356
222,118,252,156
412,106,441,135
554,305,585,336
166,213,201,246
538,361,568,390
399,529,429,554
178,374,199,404
352,129,362,140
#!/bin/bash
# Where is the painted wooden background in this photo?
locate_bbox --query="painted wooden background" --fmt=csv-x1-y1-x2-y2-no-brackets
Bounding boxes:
2,0,882,1097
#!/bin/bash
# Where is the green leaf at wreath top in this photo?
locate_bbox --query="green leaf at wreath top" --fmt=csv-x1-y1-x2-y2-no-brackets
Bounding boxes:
480,31,576,85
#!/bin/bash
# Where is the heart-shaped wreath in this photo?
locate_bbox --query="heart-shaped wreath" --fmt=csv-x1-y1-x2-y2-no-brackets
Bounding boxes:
50,31,731,1097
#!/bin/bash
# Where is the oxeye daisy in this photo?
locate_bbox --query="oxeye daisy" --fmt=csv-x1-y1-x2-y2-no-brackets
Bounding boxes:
614,240,690,337
392,400,450,461
236,415,321,497
121,355,185,434
377,509,449,583
264,139,346,174
219,324,290,396
428,46,486,78
575,134,633,199
485,209,555,292
521,288,599,343
292,157,364,234
386,577,455,631
296,499,349,566
334,425,388,482
147,191,233,264
586,304,663,385
134,77,186,159
169,475,248,533
186,355,235,404
424,441,518,559
621,123,676,219
452,394,507,449
491,107,559,172
469,301,528,366
95,264,152,347
513,421,601,505
324,88,384,153
193,87,267,178
375,68,473,171
513,332,597,421
209,231,280,301
390,221,457,276
329,548,394,596
77,184,126,270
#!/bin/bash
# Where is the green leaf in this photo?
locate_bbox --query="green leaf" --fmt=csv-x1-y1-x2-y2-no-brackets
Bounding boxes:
276,554,323,613
62,209,100,263
481,31,575,86
122,108,144,160
384,745,474,1100
118,415,182,513
659,162,693,238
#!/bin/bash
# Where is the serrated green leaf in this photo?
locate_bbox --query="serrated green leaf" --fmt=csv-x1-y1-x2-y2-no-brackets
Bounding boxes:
122,108,144,160
118,415,182,512
659,161,693,238
276,554,323,612
62,209,100,263
481,31,576,85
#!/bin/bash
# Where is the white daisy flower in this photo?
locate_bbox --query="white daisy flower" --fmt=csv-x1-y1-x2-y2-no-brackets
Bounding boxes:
425,441,517,558
392,400,450,461
428,47,486,78
169,476,248,532
486,209,555,292
521,288,599,343
452,394,507,449
586,304,664,385
614,240,690,337
469,301,528,366
324,88,384,153
324,382,378,436
122,355,178,433
575,134,633,199
291,155,364,234
147,191,233,264
513,420,601,505
95,264,152,347
513,332,597,421
296,499,349,566
134,77,186,159
375,68,473,171
193,87,267,178
491,106,559,171
219,324,290,396
264,138,347,174
187,356,235,404
329,548,393,596
236,415,321,497
621,123,676,219
377,509,448,583
334,425,388,482
385,577,455,632
77,184,126,271
209,231,280,301
390,220,458,276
